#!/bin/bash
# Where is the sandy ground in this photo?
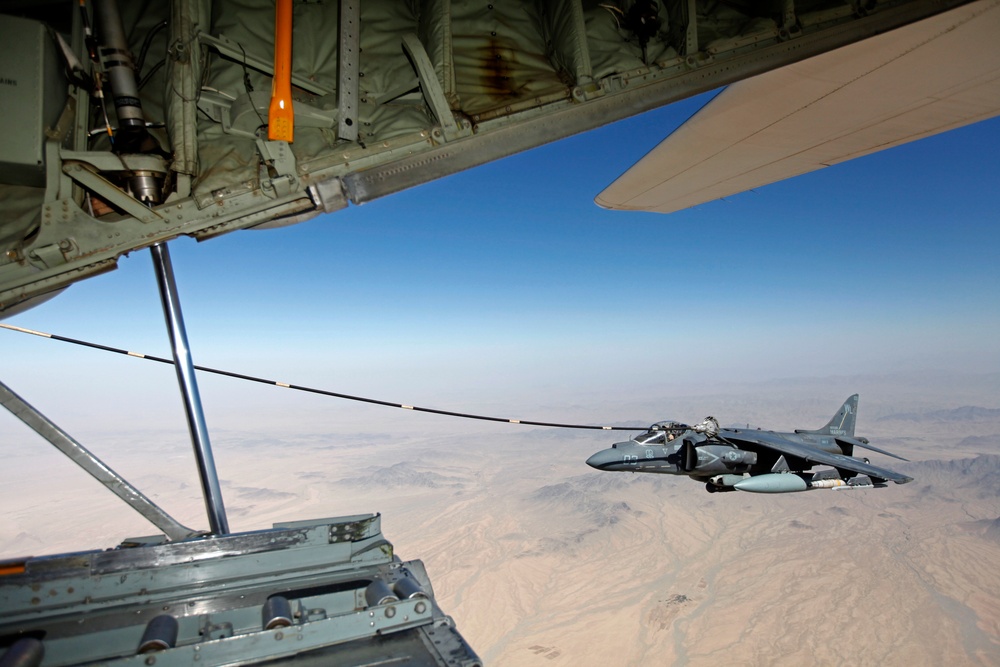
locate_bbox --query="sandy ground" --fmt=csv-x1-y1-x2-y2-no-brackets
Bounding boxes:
2,382,1000,665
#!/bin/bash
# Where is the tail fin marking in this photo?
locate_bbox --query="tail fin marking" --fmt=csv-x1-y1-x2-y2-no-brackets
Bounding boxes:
795,395,859,437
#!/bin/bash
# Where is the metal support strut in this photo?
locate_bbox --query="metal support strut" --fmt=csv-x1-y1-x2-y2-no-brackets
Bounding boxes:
150,242,229,535
0,380,195,542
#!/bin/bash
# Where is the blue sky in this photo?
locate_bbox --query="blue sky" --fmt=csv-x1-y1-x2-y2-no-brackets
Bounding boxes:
3,92,1000,433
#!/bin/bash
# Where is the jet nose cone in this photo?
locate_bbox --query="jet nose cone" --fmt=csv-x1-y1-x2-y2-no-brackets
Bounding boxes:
586,449,615,469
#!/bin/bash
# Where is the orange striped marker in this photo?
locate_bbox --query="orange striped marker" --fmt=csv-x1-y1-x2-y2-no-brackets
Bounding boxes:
268,0,294,142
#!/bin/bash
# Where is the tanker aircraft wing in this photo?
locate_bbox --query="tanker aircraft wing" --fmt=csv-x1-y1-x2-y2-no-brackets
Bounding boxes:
596,0,1000,213
2,0,997,314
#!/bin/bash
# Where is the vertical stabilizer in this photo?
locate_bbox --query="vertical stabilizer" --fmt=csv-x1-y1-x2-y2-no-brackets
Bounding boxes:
800,395,858,437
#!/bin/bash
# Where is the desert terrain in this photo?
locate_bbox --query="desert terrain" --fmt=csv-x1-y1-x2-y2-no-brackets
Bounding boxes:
2,373,999,665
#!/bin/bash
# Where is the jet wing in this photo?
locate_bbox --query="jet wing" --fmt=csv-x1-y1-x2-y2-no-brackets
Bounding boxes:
596,0,1000,214
723,431,914,485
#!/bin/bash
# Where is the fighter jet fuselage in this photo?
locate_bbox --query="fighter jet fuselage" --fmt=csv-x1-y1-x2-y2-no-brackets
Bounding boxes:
586,396,913,493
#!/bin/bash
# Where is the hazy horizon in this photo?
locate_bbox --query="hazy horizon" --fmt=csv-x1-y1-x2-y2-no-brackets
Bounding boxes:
2,367,998,553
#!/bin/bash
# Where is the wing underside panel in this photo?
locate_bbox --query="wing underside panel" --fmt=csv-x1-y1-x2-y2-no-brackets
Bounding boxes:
0,0,990,312
596,0,1000,214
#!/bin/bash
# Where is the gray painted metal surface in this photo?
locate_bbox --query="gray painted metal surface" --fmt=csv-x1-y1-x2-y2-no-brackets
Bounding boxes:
586,395,915,493
337,0,360,143
0,516,481,666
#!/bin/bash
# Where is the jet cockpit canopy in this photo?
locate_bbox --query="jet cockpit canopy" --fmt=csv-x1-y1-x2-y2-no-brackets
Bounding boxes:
634,421,689,444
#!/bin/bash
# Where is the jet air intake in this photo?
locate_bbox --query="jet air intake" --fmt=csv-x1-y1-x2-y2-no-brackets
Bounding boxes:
680,439,697,472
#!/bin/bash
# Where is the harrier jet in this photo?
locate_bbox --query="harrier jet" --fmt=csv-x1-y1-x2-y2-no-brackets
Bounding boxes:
586,395,913,493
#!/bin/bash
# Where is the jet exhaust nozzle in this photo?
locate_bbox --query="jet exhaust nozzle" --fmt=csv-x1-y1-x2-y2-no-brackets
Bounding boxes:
710,474,749,488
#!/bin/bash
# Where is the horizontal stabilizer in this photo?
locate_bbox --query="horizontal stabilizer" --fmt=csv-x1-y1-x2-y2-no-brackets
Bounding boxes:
596,0,1000,214
836,436,910,462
